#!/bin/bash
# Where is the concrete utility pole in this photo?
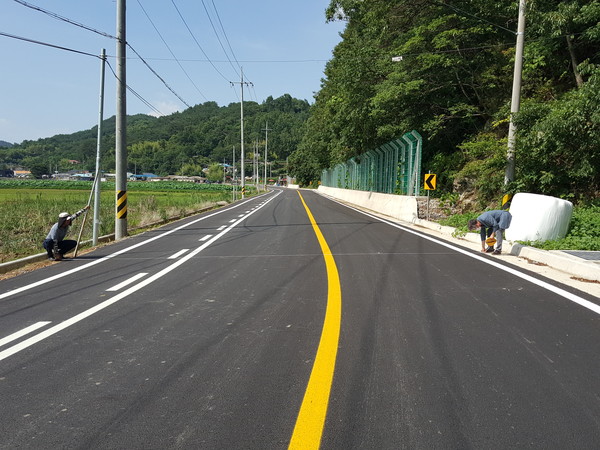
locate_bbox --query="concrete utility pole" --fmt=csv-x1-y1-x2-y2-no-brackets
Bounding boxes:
230,68,252,198
93,48,106,245
505,0,526,185
115,0,127,238
263,122,271,190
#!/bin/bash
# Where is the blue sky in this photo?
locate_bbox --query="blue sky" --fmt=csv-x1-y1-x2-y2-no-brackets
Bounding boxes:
0,0,346,144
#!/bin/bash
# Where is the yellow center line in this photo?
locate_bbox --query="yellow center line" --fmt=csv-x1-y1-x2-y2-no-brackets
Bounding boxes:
289,191,342,449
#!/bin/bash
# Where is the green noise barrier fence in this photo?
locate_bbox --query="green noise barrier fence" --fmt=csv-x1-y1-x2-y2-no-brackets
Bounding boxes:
321,130,422,195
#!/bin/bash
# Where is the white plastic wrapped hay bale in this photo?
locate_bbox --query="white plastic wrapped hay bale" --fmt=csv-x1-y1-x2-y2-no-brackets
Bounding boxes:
505,193,573,242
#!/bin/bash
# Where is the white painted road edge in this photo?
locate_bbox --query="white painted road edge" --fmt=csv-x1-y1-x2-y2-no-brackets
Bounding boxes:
0,191,281,361
0,192,273,301
325,194,600,316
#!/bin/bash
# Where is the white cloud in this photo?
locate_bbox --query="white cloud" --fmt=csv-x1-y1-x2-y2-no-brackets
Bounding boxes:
148,101,182,118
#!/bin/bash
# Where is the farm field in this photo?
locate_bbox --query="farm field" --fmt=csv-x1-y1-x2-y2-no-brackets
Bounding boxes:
0,180,241,262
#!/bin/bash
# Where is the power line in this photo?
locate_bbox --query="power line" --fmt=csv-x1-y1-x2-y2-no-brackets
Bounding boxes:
211,0,242,72
13,0,192,109
170,0,231,83
0,30,100,58
0,29,164,116
12,0,118,40
200,0,239,77
126,43,191,108
136,0,207,103
106,60,164,116
434,1,516,35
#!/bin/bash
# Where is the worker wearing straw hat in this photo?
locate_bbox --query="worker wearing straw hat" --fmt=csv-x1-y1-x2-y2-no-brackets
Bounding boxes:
43,206,90,261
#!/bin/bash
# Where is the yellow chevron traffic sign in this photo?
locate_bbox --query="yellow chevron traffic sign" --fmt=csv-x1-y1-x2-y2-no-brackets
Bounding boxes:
424,173,437,190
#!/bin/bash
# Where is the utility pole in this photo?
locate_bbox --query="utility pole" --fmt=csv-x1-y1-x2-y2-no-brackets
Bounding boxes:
115,0,127,238
232,146,236,202
505,0,526,185
263,122,271,190
93,49,106,245
230,68,252,198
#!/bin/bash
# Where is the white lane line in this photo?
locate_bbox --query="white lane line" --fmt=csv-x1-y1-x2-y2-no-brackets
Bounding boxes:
199,235,212,242
0,191,275,301
106,273,148,292
217,225,226,231
238,214,245,217
168,249,190,260
0,322,51,348
0,190,283,362
326,195,600,316
229,219,237,223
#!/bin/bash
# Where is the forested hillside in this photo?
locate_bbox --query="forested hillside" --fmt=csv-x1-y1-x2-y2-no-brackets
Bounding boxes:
0,94,309,178
290,0,600,205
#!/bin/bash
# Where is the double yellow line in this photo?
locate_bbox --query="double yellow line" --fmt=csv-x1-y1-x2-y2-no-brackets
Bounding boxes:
289,192,342,449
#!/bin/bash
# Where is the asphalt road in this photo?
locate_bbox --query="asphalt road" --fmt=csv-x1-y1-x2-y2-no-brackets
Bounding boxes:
1,188,600,449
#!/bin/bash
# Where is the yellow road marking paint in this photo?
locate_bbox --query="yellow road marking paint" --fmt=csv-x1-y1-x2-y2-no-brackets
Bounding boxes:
289,191,342,449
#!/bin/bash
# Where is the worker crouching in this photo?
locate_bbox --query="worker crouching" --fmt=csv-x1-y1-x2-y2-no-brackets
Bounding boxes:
43,206,90,261
468,210,512,255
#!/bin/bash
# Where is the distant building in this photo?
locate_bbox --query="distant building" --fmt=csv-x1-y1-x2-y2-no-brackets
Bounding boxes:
13,170,31,178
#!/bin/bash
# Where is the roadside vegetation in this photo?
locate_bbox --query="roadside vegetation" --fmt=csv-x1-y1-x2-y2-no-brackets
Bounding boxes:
0,179,247,263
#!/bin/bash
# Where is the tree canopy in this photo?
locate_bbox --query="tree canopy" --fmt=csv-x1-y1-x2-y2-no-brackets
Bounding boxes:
291,0,600,204
1,95,310,179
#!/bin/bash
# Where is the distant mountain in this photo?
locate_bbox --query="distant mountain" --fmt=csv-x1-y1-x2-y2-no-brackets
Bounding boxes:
0,94,311,177
0,140,13,148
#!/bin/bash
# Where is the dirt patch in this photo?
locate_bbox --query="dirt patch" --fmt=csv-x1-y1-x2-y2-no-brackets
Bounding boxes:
570,276,600,284
417,197,462,221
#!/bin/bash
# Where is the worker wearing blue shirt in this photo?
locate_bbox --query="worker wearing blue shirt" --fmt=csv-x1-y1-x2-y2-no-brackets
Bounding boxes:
468,210,512,255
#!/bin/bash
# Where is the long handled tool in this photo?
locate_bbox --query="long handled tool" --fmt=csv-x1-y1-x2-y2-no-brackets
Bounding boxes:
73,175,99,258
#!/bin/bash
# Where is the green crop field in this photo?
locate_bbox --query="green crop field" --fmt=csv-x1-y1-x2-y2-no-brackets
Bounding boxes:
0,179,247,262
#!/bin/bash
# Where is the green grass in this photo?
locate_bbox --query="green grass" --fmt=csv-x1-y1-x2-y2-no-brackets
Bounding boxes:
0,180,243,262
439,206,600,251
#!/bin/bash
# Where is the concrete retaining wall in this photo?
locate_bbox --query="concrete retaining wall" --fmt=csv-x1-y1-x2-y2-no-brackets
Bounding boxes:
318,185,418,223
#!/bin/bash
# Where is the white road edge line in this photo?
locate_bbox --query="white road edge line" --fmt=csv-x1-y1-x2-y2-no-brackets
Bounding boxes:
168,249,190,259
0,322,51,348
106,273,149,292
0,192,274,301
0,190,282,362
323,193,600,316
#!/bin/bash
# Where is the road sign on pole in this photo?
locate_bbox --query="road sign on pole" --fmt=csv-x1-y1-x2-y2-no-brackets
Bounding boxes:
424,173,437,190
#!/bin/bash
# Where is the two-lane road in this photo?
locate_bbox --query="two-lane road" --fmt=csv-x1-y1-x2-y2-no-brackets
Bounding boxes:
1,188,599,449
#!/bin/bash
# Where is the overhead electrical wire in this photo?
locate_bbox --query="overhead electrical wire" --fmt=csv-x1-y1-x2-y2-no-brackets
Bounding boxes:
0,30,100,58
434,1,517,35
12,0,118,40
211,0,242,73
136,0,207,103
106,60,164,116
0,29,164,116
13,0,192,109
200,0,239,77
170,0,232,83
204,0,257,102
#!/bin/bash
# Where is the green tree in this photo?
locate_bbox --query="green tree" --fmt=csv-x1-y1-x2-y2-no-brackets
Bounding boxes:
206,163,224,182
